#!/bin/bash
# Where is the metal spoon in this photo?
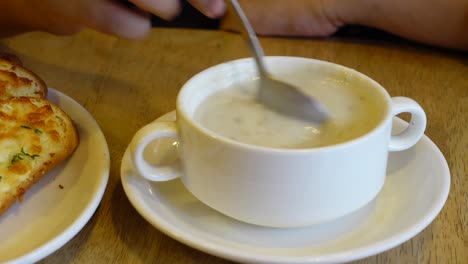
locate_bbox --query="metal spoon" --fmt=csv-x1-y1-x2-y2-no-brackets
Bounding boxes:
229,0,329,124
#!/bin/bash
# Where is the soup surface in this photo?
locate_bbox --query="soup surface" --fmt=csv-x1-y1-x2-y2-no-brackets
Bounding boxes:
194,74,384,149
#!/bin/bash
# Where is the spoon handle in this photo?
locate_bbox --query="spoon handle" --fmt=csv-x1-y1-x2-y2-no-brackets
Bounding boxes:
229,0,268,77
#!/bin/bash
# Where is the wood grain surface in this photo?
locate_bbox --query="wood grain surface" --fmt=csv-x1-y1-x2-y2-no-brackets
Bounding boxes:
0,28,466,264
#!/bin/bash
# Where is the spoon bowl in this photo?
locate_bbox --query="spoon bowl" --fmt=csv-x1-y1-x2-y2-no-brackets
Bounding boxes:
258,74,329,123
229,0,329,124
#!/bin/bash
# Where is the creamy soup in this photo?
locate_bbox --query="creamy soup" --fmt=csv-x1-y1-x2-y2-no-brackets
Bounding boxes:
194,74,385,149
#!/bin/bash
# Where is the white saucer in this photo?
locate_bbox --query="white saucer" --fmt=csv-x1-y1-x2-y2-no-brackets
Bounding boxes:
121,111,450,264
0,89,110,264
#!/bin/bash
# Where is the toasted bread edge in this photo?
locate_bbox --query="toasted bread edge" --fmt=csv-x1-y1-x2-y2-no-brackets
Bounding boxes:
0,53,48,99
17,66,48,99
0,52,22,66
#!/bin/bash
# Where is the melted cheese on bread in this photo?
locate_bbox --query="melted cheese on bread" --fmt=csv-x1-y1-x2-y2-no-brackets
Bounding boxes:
0,97,78,214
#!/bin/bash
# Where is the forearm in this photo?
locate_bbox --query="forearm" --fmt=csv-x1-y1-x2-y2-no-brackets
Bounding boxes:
334,0,468,50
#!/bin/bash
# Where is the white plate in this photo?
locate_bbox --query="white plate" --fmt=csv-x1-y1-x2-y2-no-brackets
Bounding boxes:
0,89,110,263
121,111,450,264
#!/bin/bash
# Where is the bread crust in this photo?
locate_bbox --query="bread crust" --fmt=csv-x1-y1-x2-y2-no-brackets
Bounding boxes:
0,56,47,100
0,52,23,66
0,97,79,216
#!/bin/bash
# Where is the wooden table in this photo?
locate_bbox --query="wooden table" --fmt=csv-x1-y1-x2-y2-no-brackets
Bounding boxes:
0,28,466,263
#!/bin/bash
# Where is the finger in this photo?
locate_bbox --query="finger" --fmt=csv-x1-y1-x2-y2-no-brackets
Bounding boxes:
129,0,181,20
188,0,226,18
82,0,151,39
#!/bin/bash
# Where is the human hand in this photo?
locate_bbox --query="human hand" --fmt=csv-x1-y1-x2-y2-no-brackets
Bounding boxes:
0,0,226,39
220,0,468,51
220,0,342,38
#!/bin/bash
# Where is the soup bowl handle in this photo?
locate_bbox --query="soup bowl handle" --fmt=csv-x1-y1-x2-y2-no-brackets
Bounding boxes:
388,96,427,152
130,121,181,181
